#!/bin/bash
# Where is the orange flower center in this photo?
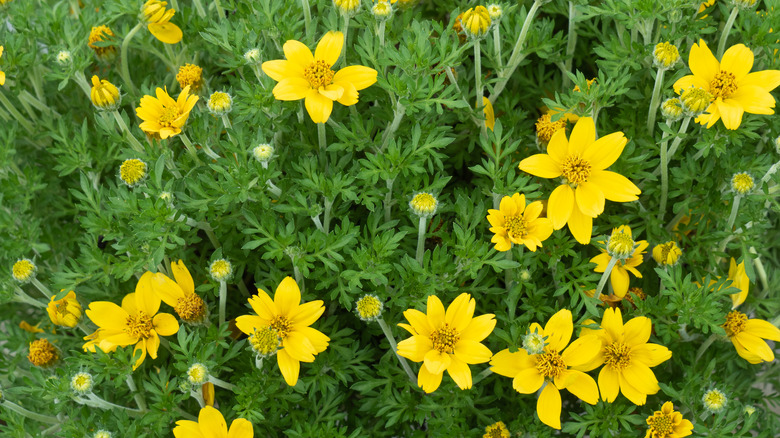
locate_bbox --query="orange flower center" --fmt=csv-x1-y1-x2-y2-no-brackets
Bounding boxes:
125,311,154,339
535,349,566,379
709,71,737,99
270,315,293,339
604,342,631,370
158,105,182,126
175,293,207,323
646,411,673,438
723,310,747,337
430,323,459,354
304,60,335,89
504,215,528,239
561,154,591,186
28,339,59,367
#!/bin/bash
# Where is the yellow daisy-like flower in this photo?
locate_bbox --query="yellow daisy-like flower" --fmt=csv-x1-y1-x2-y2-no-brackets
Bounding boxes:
673,39,780,129
0,45,5,86
490,309,601,429
90,75,121,111
645,402,693,438
47,290,83,328
28,338,59,368
583,308,672,406
261,31,378,124
235,277,329,386
722,310,780,364
88,25,117,61
173,406,254,438
149,260,208,324
590,226,648,298
83,272,180,370
483,421,510,438
481,97,495,131
486,193,553,252
141,0,183,45
396,293,496,394
518,117,641,244
135,86,198,139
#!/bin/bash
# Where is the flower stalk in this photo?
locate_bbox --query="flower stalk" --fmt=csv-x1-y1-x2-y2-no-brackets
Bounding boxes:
474,39,484,131
490,0,542,100
727,195,741,230
218,280,227,328
301,0,313,41
179,132,204,164
120,23,144,95
647,68,665,134
415,216,427,266
380,99,405,152
594,256,618,300
112,110,146,153
384,178,395,223
125,375,148,412
377,317,417,386
658,120,671,221
2,400,60,424
717,7,740,59
0,90,34,134
562,1,577,86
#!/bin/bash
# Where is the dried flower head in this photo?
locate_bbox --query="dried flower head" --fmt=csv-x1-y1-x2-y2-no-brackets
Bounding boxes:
88,25,117,61
28,338,59,368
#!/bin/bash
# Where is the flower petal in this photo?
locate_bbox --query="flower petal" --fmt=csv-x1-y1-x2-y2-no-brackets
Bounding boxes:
283,331,316,362
544,309,573,352
283,40,314,68
403,308,433,336
582,132,628,170
512,368,544,393
173,420,206,438
689,39,719,84
319,83,344,101
567,203,593,244
235,315,266,336
289,300,325,327
86,301,129,331
276,349,300,386
547,129,568,163
621,363,659,396
601,308,624,342
548,184,574,230
740,70,780,93
304,89,334,124
227,419,253,438
569,117,596,154
274,277,300,316
297,326,329,354
537,384,562,429
445,293,475,332
618,372,648,405
745,319,780,341
490,349,532,377
315,31,344,67
148,23,183,44
623,317,651,347
518,153,563,179
153,313,180,336
135,272,162,316
561,369,599,404
333,80,359,106
149,272,184,307
631,343,672,367
720,44,753,80
610,266,630,298
132,340,148,370
262,60,304,82
170,260,194,295
730,85,775,115
598,366,619,402
273,77,310,101
332,65,378,90
423,349,452,375
397,335,433,362
561,335,601,368
575,182,605,218
587,170,641,202
453,340,493,364
716,99,744,130
459,314,496,342
248,290,277,321
446,355,473,390
426,295,445,329
417,362,443,393
672,74,709,94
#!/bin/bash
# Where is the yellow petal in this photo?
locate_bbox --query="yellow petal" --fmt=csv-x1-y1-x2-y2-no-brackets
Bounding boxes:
730,84,775,115
587,170,640,202
135,272,162,316
283,331,316,361
489,349,531,377
672,74,708,94
315,31,344,66
332,65,378,90
740,70,780,93
720,44,754,80
153,313,180,336
524,200,544,221
499,195,518,216
277,349,300,386
262,60,304,82
426,295,445,328
403,308,433,336
0,70,5,86
568,117,596,154
621,363,659,395
397,335,433,362
86,301,129,331
512,368,544,393
548,184,574,230
582,132,627,170
283,40,314,68
132,340,148,370
453,340,493,364
610,266,630,298
146,331,160,359
423,349,452,375
745,319,780,342
173,420,206,438
715,99,744,130
417,362,443,393
567,204,593,244
623,317,651,347
147,23,182,44
171,260,195,296
518,154,563,178
631,343,672,367
235,315,265,335
297,326,329,354
319,84,344,101
598,366,619,402
618,373,647,405
560,369,599,404
333,80,359,106
731,335,764,364
482,97,495,131
304,89,334,123
537,384,562,429
561,335,601,368
149,272,184,307
689,39,719,84
547,129,568,163
122,293,139,315
444,293,474,332
198,405,228,436
575,182,605,218
460,314,496,342
446,356,473,390
289,300,325,327
274,276,300,316
543,309,573,351
273,77,310,101
601,308,624,342
227,418,254,438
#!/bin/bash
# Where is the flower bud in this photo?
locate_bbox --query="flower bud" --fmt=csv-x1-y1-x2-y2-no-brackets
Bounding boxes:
176,64,203,93
660,98,683,122
12,259,36,283
461,6,491,38
90,76,121,111
535,113,567,144
522,328,546,355
207,91,233,116
653,41,680,70
652,241,682,267
487,4,502,20
355,295,383,321
119,159,148,187
28,338,59,368
333,0,360,15
702,388,727,413
606,225,635,260
730,172,754,196
88,25,117,62
47,290,83,328
372,0,392,18
187,363,209,385
743,405,756,416
55,50,72,66
244,48,261,64
484,421,510,437
409,192,438,217
680,87,712,115
141,0,175,23
70,372,94,395
252,144,274,164
93,431,113,438
729,0,757,8
209,258,233,282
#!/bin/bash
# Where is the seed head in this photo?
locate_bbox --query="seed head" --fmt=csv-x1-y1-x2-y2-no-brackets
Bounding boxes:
119,159,148,187
409,192,438,217
207,91,233,115
730,172,754,196
12,259,36,283
355,295,383,321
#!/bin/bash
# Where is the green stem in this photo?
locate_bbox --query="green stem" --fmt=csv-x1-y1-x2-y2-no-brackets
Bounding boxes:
192,0,207,17
125,375,147,412
79,393,142,414
13,287,47,309
301,0,312,42
2,401,60,424
416,216,427,266
562,1,577,87
218,280,227,328
209,376,236,391
112,110,146,153
179,132,204,165
214,0,226,20
492,22,502,75
340,15,350,66
220,114,232,130
658,121,670,221
120,23,144,95
323,197,333,234
292,264,305,294
647,68,665,135
504,249,513,293
695,334,717,361
30,278,53,299
474,39,484,132
380,99,405,152
384,178,395,223
727,196,741,230
490,0,542,101
717,7,740,59
377,317,418,386
0,90,34,134
378,20,386,47
317,122,327,169
594,256,618,300
653,116,692,176
73,71,92,98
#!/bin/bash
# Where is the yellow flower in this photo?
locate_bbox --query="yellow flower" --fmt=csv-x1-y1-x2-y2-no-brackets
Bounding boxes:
481,97,495,131
209,258,233,281
590,226,648,298
119,158,148,187
461,6,491,38
518,117,641,244
47,290,83,328
90,75,121,111
28,338,59,368
730,172,754,195
652,241,682,267
673,39,780,129
83,273,180,370
645,402,693,438
409,192,438,217
583,308,672,405
653,42,680,70
135,86,198,139
490,309,601,429
723,310,780,363
0,45,5,86
726,257,749,308
397,293,496,393
176,64,203,93
333,0,360,14
88,25,117,61
173,406,254,438
149,260,208,324
483,421,510,438
486,193,553,252
141,0,183,44
355,294,383,321
261,31,378,124
235,277,329,386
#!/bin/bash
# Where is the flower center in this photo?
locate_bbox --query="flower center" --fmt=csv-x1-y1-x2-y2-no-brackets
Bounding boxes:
28,339,59,367
430,323,459,354
535,349,566,379
304,60,335,89
270,315,293,338
125,311,154,339
604,342,631,370
175,293,207,323
561,154,591,186
646,412,673,437
710,71,738,99
535,113,567,143
158,105,182,126
120,159,147,186
723,310,747,336
504,215,528,239
249,326,281,357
